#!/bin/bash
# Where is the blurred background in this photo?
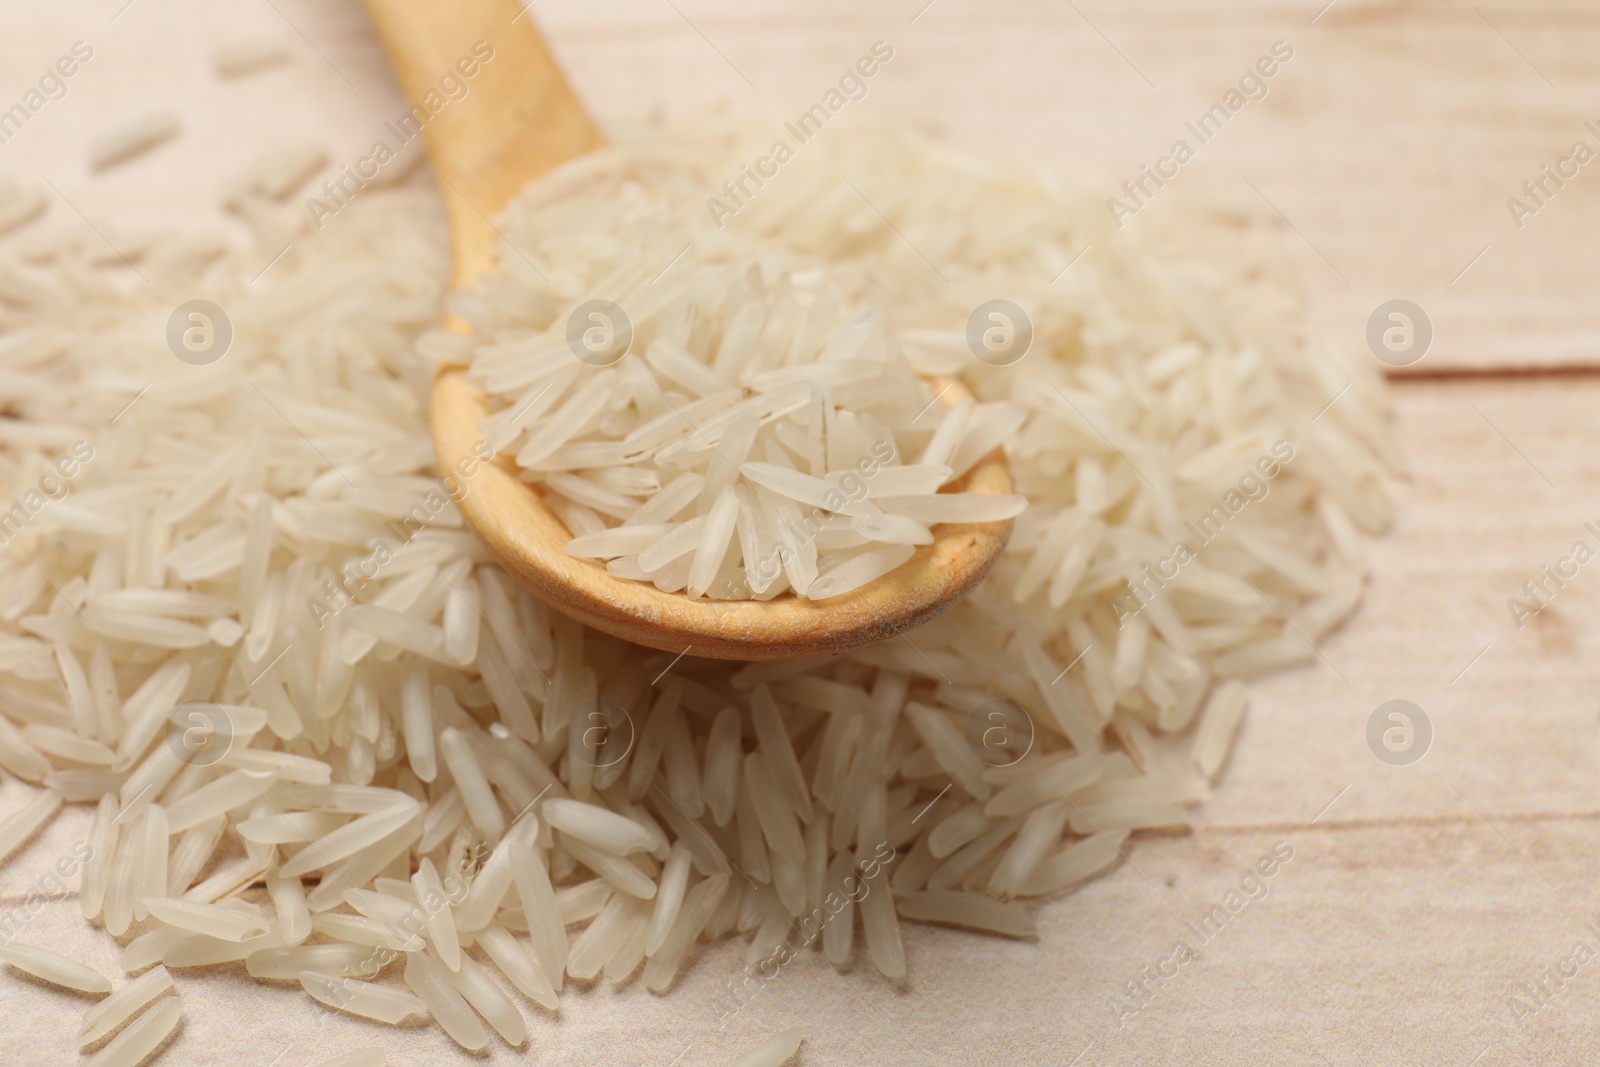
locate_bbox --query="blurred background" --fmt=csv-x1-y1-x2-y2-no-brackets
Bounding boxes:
5,1,1598,372
3,2,1599,1064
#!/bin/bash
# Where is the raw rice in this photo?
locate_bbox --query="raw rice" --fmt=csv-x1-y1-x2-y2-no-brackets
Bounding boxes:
85,994,181,1067
440,951,527,1045
475,923,559,1010
0,785,61,862
896,890,1037,938
412,857,461,970
732,1027,805,1067
544,796,656,855
0,941,113,993
0,114,1389,1059
212,41,289,79
245,945,370,981
77,966,174,1047
88,113,180,172
140,898,269,942
1190,679,1249,781
299,970,425,1024
403,951,488,1051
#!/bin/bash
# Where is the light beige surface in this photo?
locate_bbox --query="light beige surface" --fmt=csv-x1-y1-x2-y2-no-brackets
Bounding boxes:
1,3,1597,1065
8,1,1600,370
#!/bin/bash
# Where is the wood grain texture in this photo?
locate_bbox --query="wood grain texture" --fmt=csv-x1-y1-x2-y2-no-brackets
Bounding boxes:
0,2,1595,1064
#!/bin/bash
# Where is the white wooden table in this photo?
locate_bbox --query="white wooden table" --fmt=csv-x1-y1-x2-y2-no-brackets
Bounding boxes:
1,2,1598,1064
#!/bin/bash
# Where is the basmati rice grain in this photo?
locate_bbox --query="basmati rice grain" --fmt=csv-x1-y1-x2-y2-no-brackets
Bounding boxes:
246,944,371,981
732,1028,805,1067
85,994,181,1067
645,843,693,956
987,800,1070,901
344,888,418,925
602,905,652,983
703,707,743,827
769,846,807,918
86,643,120,736
299,970,425,1024
398,659,437,783
161,772,264,835
1190,680,1249,781
162,816,220,899
822,852,856,967
890,835,939,898
927,803,990,859
750,687,812,820
453,843,519,934
0,941,113,993
567,892,639,980
443,575,482,665
555,878,614,925
276,801,420,879
184,856,270,906
0,180,44,236
897,890,1037,939
120,929,188,976
475,923,559,1011
82,793,120,921
905,704,991,802
135,803,169,921
238,811,346,846
0,786,62,863
0,713,52,781
507,837,569,989
641,872,728,993
213,41,289,78
418,788,467,854
439,728,506,843
403,951,489,1051
113,663,194,774
311,913,423,953
140,896,266,943
541,798,651,856
1018,831,1130,897
859,871,906,980
439,951,527,1046
661,707,705,818
163,930,286,969
744,752,804,861
222,748,333,785
735,774,774,884
267,867,313,946
1065,801,1189,835
24,723,111,766
89,113,181,171
413,858,462,971
560,832,660,900
78,966,174,1047
983,755,1105,819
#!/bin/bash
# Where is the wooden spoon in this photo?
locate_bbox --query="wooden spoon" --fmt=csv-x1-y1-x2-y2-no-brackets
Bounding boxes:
363,0,1015,659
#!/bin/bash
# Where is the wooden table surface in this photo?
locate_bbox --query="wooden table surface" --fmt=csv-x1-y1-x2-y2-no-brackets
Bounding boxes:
2,2,1598,1065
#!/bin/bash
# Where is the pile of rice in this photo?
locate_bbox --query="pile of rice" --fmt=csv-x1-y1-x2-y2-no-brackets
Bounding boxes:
0,119,1389,1064
452,138,1032,602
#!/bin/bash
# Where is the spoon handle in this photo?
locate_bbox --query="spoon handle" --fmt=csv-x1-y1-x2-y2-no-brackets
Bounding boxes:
362,0,604,285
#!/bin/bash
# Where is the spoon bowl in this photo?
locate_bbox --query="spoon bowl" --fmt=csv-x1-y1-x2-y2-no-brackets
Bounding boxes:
365,0,1016,659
